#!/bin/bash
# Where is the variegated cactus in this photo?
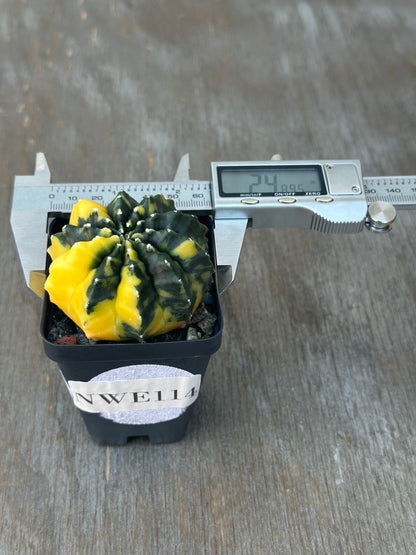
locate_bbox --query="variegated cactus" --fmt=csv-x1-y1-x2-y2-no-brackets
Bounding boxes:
44,192,214,341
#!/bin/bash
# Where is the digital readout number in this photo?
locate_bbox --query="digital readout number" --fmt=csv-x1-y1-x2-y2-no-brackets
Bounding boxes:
248,173,319,195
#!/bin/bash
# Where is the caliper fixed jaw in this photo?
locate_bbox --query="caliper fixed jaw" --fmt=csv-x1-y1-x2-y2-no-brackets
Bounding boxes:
11,153,52,295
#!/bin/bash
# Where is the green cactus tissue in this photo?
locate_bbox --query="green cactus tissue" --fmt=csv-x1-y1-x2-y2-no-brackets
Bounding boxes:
44,192,214,341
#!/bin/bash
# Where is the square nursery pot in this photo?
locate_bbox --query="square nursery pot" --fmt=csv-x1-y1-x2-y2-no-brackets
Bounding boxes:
41,214,223,445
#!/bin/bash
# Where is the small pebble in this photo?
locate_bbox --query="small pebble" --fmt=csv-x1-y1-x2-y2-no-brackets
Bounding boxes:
54,335,77,345
186,327,201,341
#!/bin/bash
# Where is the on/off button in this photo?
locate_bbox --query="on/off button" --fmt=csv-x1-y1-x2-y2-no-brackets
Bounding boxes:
241,198,260,205
278,197,297,204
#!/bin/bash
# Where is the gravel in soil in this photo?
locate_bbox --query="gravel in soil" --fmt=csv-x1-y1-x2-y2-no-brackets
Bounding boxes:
45,293,218,345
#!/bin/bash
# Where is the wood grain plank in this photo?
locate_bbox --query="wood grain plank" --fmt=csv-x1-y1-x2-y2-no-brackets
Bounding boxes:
1,0,415,553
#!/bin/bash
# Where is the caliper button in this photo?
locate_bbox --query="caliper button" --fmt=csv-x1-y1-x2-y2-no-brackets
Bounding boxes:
278,197,296,204
241,198,260,204
315,196,334,203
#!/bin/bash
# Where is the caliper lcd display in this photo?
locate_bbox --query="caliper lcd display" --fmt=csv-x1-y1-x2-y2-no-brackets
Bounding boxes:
217,165,326,197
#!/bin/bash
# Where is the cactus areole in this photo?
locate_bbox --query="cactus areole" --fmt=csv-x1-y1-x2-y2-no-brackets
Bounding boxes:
44,192,214,342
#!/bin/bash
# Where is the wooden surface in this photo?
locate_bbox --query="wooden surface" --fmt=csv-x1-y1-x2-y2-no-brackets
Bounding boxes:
1,1,415,553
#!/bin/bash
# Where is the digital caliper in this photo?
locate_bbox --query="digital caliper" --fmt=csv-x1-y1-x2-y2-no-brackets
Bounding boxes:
10,153,416,294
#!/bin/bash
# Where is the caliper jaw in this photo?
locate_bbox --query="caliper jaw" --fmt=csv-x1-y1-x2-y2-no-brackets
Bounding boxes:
11,153,52,296
212,219,248,293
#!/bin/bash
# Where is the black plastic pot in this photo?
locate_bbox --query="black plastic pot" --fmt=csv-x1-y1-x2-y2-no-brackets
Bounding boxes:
41,215,223,445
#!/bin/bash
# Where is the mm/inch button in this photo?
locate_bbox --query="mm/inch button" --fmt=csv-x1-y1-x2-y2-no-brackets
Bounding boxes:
241,198,260,205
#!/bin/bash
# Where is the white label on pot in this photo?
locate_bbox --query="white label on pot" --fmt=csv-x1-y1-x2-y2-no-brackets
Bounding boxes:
66,365,201,425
